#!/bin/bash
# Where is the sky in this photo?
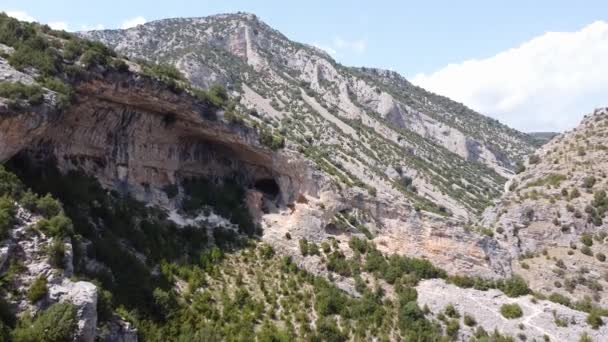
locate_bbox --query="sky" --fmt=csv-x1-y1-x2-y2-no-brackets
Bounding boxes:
2,0,607,132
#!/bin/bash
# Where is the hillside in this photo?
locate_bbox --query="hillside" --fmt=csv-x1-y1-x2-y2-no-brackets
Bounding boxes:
482,108,608,308
81,13,537,218
1,11,606,342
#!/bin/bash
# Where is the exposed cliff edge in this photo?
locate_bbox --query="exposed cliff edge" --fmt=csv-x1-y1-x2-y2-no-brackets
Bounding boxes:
1,54,511,280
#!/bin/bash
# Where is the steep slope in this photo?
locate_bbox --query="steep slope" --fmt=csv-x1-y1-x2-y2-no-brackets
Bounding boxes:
1,13,605,341
81,13,537,218
483,108,608,306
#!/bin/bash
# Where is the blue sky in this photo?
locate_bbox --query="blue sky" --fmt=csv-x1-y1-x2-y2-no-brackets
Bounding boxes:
2,1,608,131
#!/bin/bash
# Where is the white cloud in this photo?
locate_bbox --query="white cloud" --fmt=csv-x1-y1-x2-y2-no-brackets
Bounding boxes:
120,16,147,29
49,21,68,31
5,10,35,22
412,21,608,132
4,10,74,31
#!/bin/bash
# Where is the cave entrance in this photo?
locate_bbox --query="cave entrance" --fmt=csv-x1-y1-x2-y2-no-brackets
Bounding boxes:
254,178,280,198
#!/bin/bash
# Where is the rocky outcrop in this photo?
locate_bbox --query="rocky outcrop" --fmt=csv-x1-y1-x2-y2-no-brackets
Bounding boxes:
2,205,98,342
0,49,514,282
82,13,536,218
482,108,608,304
418,279,608,341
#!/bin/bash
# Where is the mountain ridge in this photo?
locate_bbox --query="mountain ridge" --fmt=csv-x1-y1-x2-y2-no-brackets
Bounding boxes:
81,12,537,219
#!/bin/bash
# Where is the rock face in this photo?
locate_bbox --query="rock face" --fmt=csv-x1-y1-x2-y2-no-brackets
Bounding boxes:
418,279,608,341
4,205,98,342
81,13,538,218
482,108,608,304
0,47,513,283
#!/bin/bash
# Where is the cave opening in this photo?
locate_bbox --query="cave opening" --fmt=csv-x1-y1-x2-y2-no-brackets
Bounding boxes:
254,178,280,198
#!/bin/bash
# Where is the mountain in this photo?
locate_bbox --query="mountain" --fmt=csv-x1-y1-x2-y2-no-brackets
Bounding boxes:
483,108,608,306
1,11,606,342
81,13,537,218
528,131,560,146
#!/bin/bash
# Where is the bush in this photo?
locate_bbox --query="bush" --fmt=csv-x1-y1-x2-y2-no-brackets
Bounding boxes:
315,317,347,342
581,246,593,256
581,234,594,247
500,276,530,297
444,303,460,318
0,82,44,106
27,276,48,303
299,238,309,256
500,303,523,319
349,236,368,254
80,48,109,69
19,190,38,211
446,319,460,339
36,193,62,217
47,240,65,268
597,253,606,262
0,195,16,238
587,309,604,329
259,129,285,150
12,302,77,342
548,293,571,307
9,44,60,76
35,214,73,237
583,176,596,189
464,314,477,327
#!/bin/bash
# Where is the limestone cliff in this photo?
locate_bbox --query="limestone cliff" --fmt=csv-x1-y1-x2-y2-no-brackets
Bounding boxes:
0,48,510,284
81,13,539,219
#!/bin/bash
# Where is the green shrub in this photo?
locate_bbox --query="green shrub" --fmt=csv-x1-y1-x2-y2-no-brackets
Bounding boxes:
315,317,347,342
12,302,77,342
9,44,60,76
259,129,285,150
583,176,596,189
27,276,48,303
80,48,109,69
35,214,73,237
349,236,368,254
62,39,84,61
446,319,460,339
581,246,593,256
326,251,352,277
587,309,604,329
0,195,16,238
444,303,460,318
581,234,593,247
500,303,523,319
500,276,531,297
299,238,309,256
548,293,571,307
47,240,65,268
579,332,593,342
36,193,62,217
464,314,477,327
145,63,184,81
0,82,44,106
